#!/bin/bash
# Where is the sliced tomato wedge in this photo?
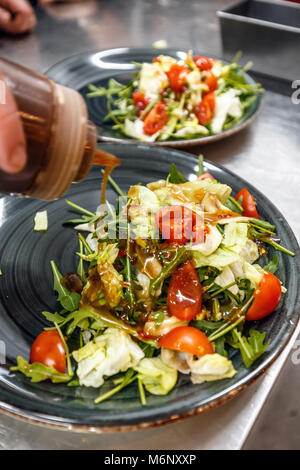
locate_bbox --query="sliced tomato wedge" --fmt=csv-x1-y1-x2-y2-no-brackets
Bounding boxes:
194,55,213,71
168,261,202,321
195,91,216,126
197,172,215,181
246,271,282,321
143,101,168,135
159,326,214,356
235,188,259,218
155,205,208,245
30,330,66,373
166,64,189,93
204,71,218,92
132,91,149,116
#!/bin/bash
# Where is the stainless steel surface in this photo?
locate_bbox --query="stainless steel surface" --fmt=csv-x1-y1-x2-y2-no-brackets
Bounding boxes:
218,0,300,82
0,0,299,450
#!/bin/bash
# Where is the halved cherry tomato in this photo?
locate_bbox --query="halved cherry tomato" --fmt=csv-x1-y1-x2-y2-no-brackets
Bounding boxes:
194,55,213,71
155,205,208,245
197,172,215,181
204,72,218,92
166,64,189,93
132,91,149,116
246,271,282,321
195,91,216,126
235,188,258,218
168,261,202,321
159,326,214,356
143,101,168,135
203,91,216,112
30,330,66,373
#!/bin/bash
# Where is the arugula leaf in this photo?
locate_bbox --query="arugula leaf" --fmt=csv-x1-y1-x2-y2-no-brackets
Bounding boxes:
50,261,81,312
77,238,86,281
213,336,228,358
139,341,156,358
67,377,80,387
153,310,165,327
196,154,204,177
42,311,65,324
11,357,71,383
64,200,99,226
42,308,104,335
225,196,243,214
150,247,187,294
255,233,295,257
263,255,279,274
228,328,269,368
248,218,275,232
168,163,187,184
191,319,225,336
94,368,138,404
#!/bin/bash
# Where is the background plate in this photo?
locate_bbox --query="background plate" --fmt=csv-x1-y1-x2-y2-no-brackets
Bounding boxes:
0,143,299,431
46,47,262,148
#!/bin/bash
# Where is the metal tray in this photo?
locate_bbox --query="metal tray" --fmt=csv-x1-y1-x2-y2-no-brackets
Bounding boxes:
217,0,300,82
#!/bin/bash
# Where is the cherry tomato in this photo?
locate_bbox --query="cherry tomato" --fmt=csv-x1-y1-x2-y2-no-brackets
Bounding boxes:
246,271,282,321
203,91,216,112
166,64,189,93
30,330,66,373
197,172,215,181
155,205,207,245
204,72,218,92
159,326,214,356
195,91,216,126
132,91,149,116
235,188,258,218
118,249,127,257
168,261,202,321
143,101,168,135
194,55,213,71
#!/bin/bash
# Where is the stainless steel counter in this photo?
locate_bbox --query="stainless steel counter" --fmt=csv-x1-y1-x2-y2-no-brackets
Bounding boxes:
0,0,299,450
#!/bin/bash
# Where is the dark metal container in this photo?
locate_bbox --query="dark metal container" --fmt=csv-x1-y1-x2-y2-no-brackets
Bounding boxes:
217,0,300,82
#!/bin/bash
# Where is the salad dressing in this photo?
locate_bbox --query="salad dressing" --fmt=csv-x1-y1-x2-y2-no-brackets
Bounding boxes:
204,209,241,225
92,149,120,206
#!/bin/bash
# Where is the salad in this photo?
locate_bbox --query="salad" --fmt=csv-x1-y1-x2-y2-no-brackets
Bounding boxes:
87,51,263,142
11,158,294,405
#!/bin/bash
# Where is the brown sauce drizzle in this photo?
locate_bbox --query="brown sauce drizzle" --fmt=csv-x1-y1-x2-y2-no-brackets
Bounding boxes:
93,148,121,207
204,209,241,225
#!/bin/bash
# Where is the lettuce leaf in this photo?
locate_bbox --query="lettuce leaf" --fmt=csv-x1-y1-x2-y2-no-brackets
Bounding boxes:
73,328,144,388
34,211,48,231
134,357,177,395
222,222,248,253
188,353,237,384
192,246,240,269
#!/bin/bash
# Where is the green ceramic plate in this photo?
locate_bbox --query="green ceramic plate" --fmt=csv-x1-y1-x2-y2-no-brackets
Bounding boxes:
46,47,263,148
0,143,299,432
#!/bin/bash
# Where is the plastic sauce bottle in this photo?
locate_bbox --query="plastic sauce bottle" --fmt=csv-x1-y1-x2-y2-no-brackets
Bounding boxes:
0,58,119,200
